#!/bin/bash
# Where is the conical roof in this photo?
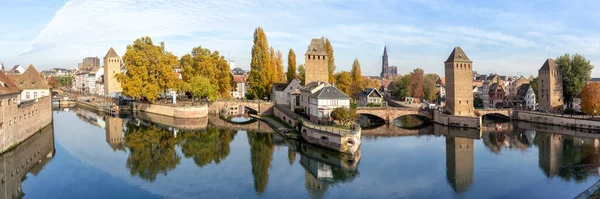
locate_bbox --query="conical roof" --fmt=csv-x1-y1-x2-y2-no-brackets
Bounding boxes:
444,47,472,63
539,58,557,71
104,47,120,58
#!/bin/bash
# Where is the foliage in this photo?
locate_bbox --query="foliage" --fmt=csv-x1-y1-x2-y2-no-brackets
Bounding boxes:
124,122,181,182
362,78,381,90
56,75,72,87
392,74,412,99
530,77,539,102
331,107,357,126
350,59,364,98
323,37,336,83
247,131,274,195
556,54,594,108
179,127,236,167
274,49,286,83
286,49,297,83
580,82,600,115
47,76,58,88
287,149,296,165
409,68,425,99
297,64,306,85
423,74,439,102
117,36,180,102
474,95,483,108
179,46,232,99
334,71,352,96
367,103,383,107
185,75,218,101
247,27,272,100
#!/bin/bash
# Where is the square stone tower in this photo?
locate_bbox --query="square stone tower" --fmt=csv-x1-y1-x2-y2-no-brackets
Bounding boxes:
103,47,122,96
444,47,474,116
304,38,329,85
538,58,563,112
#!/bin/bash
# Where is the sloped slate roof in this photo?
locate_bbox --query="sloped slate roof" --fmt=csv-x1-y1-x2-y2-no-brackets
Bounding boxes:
12,65,51,90
300,81,326,91
539,58,558,71
359,88,382,98
444,47,472,63
310,86,350,99
272,83,287,91
517,84,531,98
305,38,327,56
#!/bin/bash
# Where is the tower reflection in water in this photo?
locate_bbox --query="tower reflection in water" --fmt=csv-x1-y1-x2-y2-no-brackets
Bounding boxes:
0,124,55,199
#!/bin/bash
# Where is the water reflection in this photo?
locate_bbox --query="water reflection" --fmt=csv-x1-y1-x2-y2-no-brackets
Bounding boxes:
445,136,474,193
247,131,274,195
179,128,236,167
1,124,54,199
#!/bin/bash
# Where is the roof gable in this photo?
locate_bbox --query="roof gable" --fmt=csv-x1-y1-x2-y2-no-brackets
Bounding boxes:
104,47,120,58
13,65,51,90
0,72,22,95
444,47,472,63
310,86,350,100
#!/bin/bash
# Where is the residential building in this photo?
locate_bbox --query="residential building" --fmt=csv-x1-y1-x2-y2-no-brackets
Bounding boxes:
472,80,483,98
538,58,563,112
103,47,123,97
380,79,393,99
309,86,351,123
299,81,328,115
380,46,398,79
358,88,383,107
82,57,100,69
488,83,506,108
521,84,536,110
507,76,531,95
7,65,51,101
95,75,104,96
587,78,600,85
281,79,302,105
444,47,474,116
231,75,247,99
231,67,246,75
304,39,329,85
271,83,288,104
6,65,25,74
482,74,503,109
437,77,446,99
86,67,103,94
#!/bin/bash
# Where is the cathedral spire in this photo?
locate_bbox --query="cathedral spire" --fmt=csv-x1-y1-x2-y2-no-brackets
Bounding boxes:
383,46,387,56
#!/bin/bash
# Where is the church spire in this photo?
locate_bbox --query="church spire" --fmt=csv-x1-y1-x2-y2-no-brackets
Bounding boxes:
383,45,387,56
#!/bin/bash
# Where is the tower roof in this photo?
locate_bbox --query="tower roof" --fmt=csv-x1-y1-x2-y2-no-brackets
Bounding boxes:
104,47,120,58
383,46,387,56
539,58,558,71
306,38,327,56
444,47,472,63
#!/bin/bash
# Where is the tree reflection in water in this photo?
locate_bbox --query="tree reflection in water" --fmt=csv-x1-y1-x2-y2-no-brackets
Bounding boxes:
178,127,236,167
247,131,274,195
124,122,181,182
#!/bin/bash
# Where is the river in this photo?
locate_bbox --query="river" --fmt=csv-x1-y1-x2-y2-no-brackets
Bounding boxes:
13,108,600,198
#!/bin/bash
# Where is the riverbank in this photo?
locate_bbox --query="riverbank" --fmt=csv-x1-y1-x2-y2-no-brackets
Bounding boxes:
514,110,600,131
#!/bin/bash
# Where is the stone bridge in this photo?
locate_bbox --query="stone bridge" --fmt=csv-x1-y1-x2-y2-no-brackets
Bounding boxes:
207,115,273,133
475,109,513,118
355,107,433,121
208,100,273,115
361,124,432,137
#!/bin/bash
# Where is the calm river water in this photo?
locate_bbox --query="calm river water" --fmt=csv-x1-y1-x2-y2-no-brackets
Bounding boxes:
14,108,600,198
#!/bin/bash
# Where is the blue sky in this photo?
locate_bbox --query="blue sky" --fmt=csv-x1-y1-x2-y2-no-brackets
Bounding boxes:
1,0,599,77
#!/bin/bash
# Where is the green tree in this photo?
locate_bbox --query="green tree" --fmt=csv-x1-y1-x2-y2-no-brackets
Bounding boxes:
186,75,218,101
297,64,306,85
556,54,594,108
286,49,297,83
392,74,412,99
323,37,336,83
179,127,236,167
331,107,357,126
56,76,72,87
350,59,364,98
247,131,274,195
117,37,180,102
124,122,181,182
410,68,425,99
247,27,272,100
530,77,539,102
334,71,352,96
423,73,439,102
179,46,232,99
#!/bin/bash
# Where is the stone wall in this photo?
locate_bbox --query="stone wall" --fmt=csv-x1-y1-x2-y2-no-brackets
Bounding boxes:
514,111,600,130
208,100,273,115
133,102,208,118
274,106,298,127
0,96,53,153
433,111,481,129
133,111,208,130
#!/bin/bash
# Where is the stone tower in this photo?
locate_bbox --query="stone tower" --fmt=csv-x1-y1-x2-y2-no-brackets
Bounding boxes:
105,117,124,150
444,47,474,116
380,46,389,78
538,58,563,112
103,47,122,96
446,136,474,193
304,38,329,85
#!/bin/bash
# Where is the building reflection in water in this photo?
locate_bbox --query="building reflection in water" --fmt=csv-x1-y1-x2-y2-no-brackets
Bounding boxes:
0,123,55,199
105,116,125,151
445,136,474,194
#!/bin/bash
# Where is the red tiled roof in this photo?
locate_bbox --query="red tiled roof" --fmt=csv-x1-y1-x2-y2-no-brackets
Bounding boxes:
233,75,245,83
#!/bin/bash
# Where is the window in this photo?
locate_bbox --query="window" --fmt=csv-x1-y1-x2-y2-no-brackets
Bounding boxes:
26,92,30,99
34,92,38,99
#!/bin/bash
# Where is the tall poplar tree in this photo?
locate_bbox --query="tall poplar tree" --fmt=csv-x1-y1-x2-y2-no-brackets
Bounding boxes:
117,36,180,102
247,27,271,100
323,37,336,83
286,49,297,83
275,50,285,83
298,64,306,85
350,58,364,98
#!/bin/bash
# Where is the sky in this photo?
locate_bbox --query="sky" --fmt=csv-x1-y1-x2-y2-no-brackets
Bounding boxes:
1,0,600,77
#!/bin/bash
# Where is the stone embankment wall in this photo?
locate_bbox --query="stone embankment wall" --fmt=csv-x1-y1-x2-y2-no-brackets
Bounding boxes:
433,111,481,129
132,102,208,118
0,96,53,153
514,111,600,130
133,111,208,130
274,106,298,127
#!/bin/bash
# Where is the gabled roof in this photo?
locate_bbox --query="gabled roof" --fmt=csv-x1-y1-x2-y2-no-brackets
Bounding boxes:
444,47,472,63
437,77,446,86
0,71,22,95
358,88,383,98
233,75,245,83
310,86,350,100
12,65,51,90
272,83,287,91
300,81,327,91
539,58,558,71
589,78,600,82
305,38,327,56
381,79,393,88
516,84,531,98
104,47,120,58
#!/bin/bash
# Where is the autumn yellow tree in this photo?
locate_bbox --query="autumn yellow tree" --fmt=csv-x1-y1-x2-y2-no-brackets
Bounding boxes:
350,59,364,98
297,64,305,85
286,49,297,83
409,68,425,99
334,71,352,96
274,50,286,83
179,46,231,99
247,27,271,100
117,37,180,102
323,37,336,83
581,82,600,115
362,78,380,89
